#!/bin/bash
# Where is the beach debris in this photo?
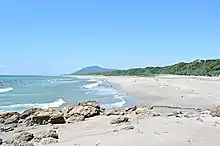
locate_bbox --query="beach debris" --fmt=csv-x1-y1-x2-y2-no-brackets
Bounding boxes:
167,111,183,117
153,113,161,117
121,125,135,130
196,117,204,122
110,116,129,124
154,132,160,135
214,121,220,129
211,106,220,117
96,141,101,146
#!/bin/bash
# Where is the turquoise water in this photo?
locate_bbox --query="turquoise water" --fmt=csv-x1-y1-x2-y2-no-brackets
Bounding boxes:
0,75,135,112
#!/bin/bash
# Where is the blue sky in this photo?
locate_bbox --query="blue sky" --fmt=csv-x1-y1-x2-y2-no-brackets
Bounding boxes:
0,0,219,75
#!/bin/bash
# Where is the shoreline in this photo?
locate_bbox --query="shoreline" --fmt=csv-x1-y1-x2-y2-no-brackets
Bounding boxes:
71,75,220,110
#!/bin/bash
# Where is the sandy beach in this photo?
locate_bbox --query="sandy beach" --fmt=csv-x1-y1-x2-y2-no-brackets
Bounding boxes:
1,75,220,146
81,75,220,109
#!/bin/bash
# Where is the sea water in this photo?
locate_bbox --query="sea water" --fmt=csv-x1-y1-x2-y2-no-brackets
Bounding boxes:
0,75,135,112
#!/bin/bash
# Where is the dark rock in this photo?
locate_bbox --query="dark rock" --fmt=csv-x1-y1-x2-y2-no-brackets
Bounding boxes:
0,124,17,132
0,118,4,124
125,106,137,113
0,138,2,145
31,114,51,125
48,114,66,124
78,100,100,109
45,130,59,139
40,138,58,145
4,114,20,125
110,116,129,124
20,108,42,119
14,132,34,142
66,115,85,123
153,113,161,117
121,125,135,130
105,108,125,116
12,140,34,146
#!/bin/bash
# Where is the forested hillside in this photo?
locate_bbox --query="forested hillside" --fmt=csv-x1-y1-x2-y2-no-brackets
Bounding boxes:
97,59,220,76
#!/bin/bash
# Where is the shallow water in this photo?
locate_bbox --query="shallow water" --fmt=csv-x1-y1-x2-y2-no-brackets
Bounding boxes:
0,75,135,112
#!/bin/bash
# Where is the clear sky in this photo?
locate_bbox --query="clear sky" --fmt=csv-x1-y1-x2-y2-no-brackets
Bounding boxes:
0,0,219,75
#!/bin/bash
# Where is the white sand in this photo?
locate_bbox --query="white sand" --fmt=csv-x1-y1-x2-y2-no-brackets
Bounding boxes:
33,114,220,146
79,75,220,109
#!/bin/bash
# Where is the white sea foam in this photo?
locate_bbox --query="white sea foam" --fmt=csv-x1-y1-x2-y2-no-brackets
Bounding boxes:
0,87,13,93
101,95,126,109
83,81,102,89
0,98,66,111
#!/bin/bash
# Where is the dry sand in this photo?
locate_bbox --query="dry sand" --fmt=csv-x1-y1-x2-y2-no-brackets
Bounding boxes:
81,75,220,109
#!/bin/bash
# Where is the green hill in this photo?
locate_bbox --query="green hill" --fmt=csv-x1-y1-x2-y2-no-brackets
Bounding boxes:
72,66,113,75
97,59,220,76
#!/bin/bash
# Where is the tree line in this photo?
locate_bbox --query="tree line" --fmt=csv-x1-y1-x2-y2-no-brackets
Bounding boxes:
95,59,220,76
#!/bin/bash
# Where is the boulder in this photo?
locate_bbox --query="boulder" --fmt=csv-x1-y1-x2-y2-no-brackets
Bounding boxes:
20,108,42,119
0,138,2,145
4,114,20,125
31,113,51,125
79,100,100,109
110,116,129,124
48,115,66,124
40,138,58,145
66,115,85,123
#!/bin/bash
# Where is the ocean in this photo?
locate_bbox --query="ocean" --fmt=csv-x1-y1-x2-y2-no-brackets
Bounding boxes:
0,75,135,112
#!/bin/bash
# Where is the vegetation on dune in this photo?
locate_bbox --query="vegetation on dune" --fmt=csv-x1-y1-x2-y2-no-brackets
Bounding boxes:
95,59,220,76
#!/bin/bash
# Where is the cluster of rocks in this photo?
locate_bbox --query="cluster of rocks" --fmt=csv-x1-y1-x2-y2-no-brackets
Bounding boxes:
1,100,219,145
2,130,59,146
0,101,102,128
